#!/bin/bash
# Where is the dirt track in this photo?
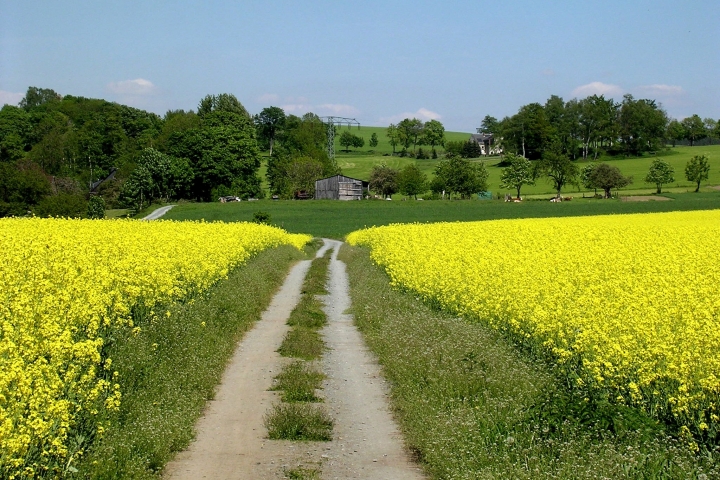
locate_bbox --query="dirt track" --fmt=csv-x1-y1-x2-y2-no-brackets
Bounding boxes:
164,240,423,479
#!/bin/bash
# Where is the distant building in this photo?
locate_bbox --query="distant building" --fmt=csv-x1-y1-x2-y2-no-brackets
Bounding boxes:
469,130,502,155
314,175,369,200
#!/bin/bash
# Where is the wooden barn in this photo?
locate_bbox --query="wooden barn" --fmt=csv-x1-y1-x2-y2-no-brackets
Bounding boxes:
314,175,369,200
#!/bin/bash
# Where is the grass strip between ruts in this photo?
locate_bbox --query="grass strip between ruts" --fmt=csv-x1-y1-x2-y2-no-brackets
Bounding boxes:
266,251,333,443
74,245,307,479
339,244,720,479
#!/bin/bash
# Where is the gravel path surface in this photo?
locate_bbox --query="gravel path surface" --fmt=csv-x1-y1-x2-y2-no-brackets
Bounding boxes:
142,204,175,220
320,239,424,479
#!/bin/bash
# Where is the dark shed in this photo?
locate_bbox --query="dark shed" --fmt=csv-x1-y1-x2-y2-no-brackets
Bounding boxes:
314,175,369,200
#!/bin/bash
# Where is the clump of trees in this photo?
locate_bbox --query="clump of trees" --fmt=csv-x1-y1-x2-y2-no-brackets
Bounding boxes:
431,155,489,199
386,118,445,157
339,130,364,152
265,113,340,199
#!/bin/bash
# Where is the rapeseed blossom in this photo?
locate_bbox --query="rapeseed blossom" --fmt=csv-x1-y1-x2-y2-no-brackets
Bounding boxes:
0,218,310,476
348,210,720,443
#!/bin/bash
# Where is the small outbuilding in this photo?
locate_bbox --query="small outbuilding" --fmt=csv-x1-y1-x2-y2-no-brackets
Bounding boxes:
314,175,369,200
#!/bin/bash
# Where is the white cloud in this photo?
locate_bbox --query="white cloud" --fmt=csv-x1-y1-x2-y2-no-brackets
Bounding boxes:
281,103,313,114
257,93,281,103
106,78,157,96
315,103,359,116
571,82,624,98
380,108,442,124
0,90,24,106
636,84,684,97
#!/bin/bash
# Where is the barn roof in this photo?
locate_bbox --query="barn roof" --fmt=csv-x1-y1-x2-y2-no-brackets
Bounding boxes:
315,174,369,187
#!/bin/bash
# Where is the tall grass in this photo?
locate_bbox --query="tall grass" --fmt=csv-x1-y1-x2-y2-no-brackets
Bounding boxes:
340,244,720,479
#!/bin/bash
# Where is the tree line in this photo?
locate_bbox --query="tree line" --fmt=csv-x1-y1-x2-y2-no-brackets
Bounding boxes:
483,94,720,161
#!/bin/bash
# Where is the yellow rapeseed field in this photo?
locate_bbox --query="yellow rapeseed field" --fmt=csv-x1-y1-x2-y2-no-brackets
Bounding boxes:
348,210,720,445
0,217,310,476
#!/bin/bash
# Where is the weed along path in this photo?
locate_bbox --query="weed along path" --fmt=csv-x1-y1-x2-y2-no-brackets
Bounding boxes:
319,239,425,479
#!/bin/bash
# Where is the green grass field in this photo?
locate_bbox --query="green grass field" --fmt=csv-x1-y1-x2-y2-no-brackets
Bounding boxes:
162,192,720,239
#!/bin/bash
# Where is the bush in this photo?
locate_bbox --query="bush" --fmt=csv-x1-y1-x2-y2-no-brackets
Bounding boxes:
87,196,106,219
34,193,87,218
252,210,271,224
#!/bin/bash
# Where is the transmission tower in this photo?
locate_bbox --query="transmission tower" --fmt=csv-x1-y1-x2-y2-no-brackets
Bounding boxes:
320,116,360,160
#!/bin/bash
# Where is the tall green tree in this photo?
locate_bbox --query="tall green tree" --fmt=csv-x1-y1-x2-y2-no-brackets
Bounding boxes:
397,118,424,152
645,158,675,194
397,163,428,199
254,106,286,155
19,87,61,111
617,95,668,156
500,103,552,159
499,154,535,198
480,115,500,134
540,151,578,195
681,115,707,146
666,120,685,148
386,123,400,155
197,93,250,118
421,119,445,154
685,154,710,192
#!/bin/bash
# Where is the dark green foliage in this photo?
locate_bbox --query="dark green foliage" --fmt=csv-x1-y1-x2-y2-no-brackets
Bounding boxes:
539,150,579,194
74,245,305,478
166,110,262,201
369,132,379,148
264,403,333,441
685,154,711,192
460,139,482,158
432,156,488,198
369,164,399,197
339,130,364,152
120,148,194,210
586,163,633,198
252,210,271,224
645,158,675,194
87,195,106,219
681,115,707,147
500,102,552,159
340,245,720,478
254,106,286,155
0,160,51,214
34,192,87,218
617,94,668,156
398,163,428,199
271,361,325,402
397,118,423,151
197,93,250,118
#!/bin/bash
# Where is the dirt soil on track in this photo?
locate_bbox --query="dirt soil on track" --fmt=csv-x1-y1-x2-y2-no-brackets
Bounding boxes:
164,240,423,479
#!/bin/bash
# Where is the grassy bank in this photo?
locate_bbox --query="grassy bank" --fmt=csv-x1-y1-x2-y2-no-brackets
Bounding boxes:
163,192,720,239
340,244,719,479
74,245,307,478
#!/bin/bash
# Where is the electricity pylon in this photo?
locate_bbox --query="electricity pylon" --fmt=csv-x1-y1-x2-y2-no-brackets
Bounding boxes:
319,116,360,160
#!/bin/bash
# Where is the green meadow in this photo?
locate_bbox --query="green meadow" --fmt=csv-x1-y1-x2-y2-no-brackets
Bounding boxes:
260,124,720,198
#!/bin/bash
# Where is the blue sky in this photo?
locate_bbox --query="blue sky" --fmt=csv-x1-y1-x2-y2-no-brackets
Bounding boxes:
1,0,718,132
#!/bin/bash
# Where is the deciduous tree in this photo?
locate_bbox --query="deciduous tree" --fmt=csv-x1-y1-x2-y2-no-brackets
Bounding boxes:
499,153,535,198
369,164,399,198
685,154,710,192
681,115,706,146
586,163,632,198
645,158,674,194
432,156,488,199
254,106,286,155
369,132,378,148
397,163,428,199
539,151,578,195
421,120,445,155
